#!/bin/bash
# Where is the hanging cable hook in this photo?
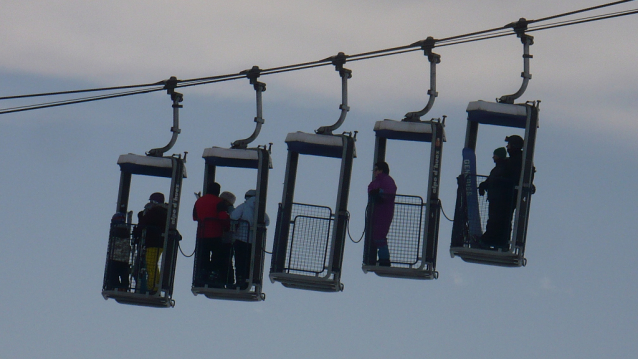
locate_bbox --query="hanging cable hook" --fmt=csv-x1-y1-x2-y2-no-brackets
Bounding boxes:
232,66,266,149
403,37,440,122
148,76,183,157
498,18,534,104
315,52,352,135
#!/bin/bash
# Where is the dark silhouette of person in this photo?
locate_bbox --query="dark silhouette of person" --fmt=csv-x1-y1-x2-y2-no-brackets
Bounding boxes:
367,161,397,266
478,147,512,250
135,192,168,294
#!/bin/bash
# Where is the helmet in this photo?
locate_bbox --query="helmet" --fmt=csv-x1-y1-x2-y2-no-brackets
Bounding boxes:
505,135,524,150
149,192,165,203
245,189,256,198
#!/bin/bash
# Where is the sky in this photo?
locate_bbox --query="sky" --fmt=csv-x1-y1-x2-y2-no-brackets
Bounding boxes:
1,1,637,358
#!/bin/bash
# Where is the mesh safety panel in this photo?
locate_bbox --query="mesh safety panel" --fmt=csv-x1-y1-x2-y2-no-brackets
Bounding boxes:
286,203,333,275
386,195,425,267
476,175,489,232
230,219,251,243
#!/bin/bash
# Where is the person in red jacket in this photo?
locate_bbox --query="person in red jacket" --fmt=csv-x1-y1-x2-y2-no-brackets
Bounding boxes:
193,182,230,287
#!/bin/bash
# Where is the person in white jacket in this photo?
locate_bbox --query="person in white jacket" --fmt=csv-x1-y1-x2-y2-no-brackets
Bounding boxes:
230,189,270,289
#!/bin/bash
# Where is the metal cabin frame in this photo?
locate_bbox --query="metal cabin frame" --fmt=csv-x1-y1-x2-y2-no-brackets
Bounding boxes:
450,100,539,267
191,146,270,301
102,80,185,307
363,118,445,279
269,132,356,292
102,153,186,308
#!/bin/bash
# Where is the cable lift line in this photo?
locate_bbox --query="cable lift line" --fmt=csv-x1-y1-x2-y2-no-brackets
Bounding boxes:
363,37,445,280
192,67,271,302
0,1,632,307
102,81,187,308
269,53,355,292
1,1,634,116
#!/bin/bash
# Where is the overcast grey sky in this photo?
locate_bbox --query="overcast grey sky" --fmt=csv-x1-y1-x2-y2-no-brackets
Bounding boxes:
1,1,637,358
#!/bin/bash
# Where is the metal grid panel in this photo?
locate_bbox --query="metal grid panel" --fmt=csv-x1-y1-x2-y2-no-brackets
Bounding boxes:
104,222,180,296
285,203,333,276
230,219,250,243
103,222,146,293
475,175,490,234
386,195,425,267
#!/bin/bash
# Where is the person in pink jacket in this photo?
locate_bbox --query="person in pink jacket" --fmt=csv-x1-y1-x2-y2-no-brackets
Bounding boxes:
367,162,397,266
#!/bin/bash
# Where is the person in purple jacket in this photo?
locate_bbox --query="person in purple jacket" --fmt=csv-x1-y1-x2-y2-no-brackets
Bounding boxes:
367,161,397,266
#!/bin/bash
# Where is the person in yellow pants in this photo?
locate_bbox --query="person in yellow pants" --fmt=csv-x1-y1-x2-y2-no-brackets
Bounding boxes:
135,192,168,294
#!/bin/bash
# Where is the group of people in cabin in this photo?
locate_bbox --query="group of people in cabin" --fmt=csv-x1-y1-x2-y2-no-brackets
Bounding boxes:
364,134,526,266
105,135,525,293
106,192,174,294
476,134,525,251
105,183,268,294
192,183,269,290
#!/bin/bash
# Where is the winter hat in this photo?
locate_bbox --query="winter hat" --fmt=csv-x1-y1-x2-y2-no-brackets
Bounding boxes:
245,189,257,198
149,192,165,203
220,191,236,205
493,147,507,159
505,135,524,150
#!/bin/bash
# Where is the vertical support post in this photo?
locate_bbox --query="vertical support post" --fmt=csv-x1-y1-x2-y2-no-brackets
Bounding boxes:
117,171,132,214
271,151,299,274
330,135,355,278
203,163,216,194
512,103,538,252
252,148,270,288
423,121,443,268
159,156,184,297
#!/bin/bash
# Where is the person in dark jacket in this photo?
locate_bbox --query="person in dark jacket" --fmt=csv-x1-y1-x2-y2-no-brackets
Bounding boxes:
367,161,397,266
478,147,512,250
136,192,168,294
193,182,230,287
504,135,524,194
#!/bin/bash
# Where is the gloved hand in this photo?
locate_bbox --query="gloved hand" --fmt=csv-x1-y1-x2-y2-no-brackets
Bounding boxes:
478,183,486,196
368,188,383,203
